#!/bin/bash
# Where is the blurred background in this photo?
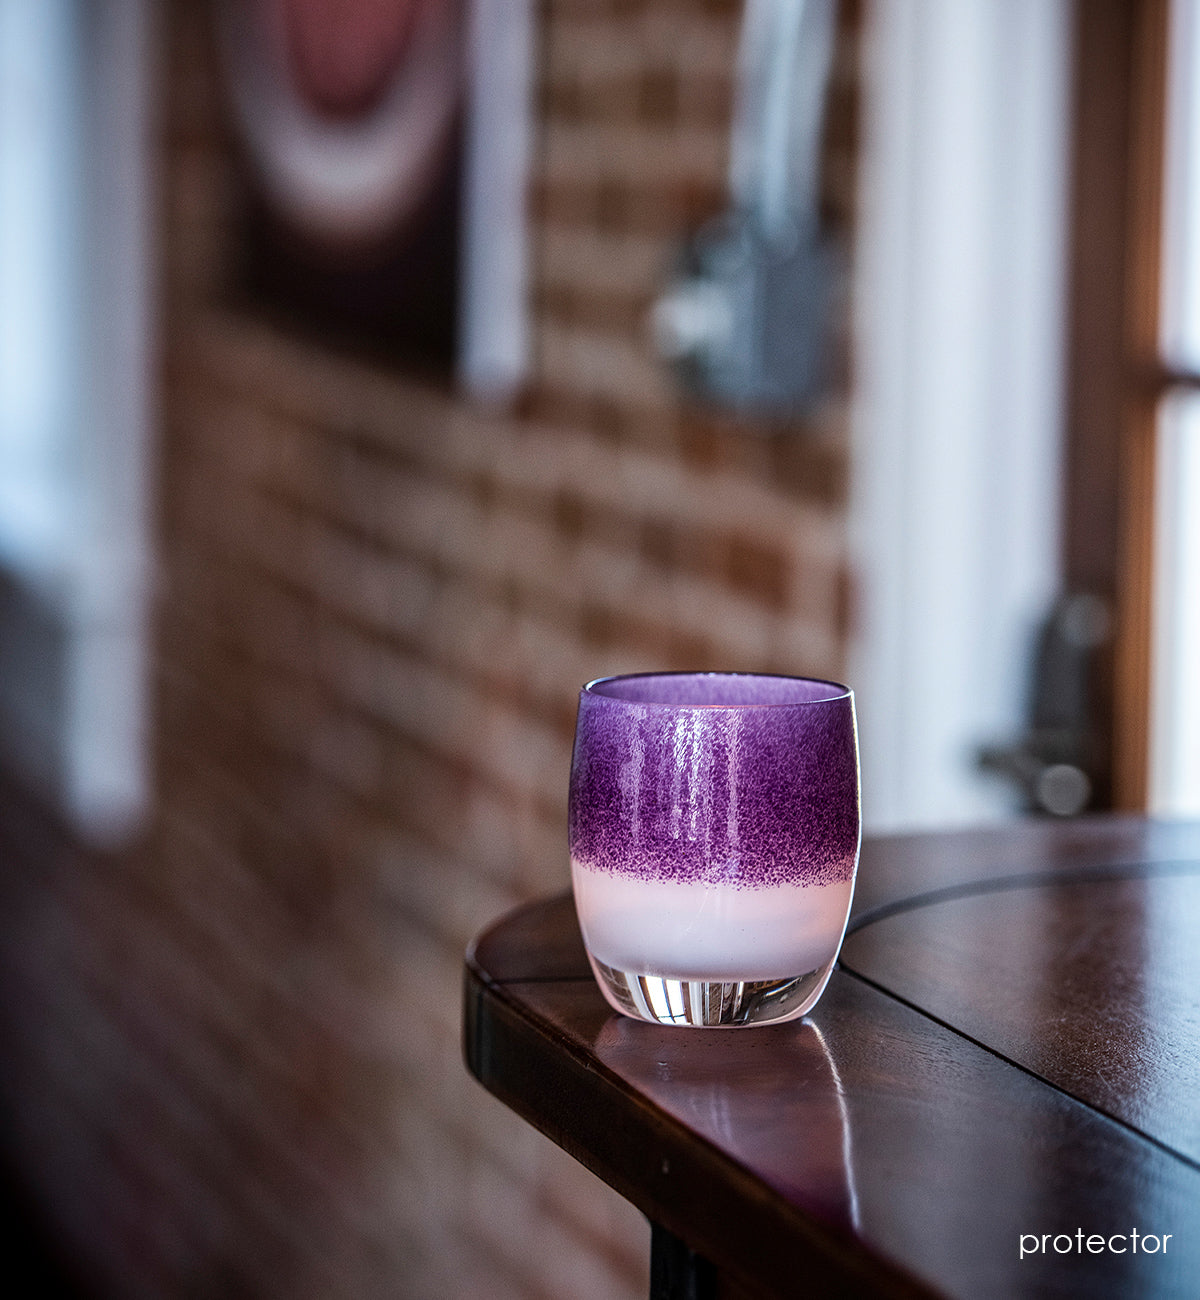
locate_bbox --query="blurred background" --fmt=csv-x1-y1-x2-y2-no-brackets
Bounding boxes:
0,0,1196,1295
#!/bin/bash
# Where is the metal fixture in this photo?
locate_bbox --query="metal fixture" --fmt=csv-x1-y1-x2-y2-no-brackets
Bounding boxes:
977,593,1112,816
651,0,840,416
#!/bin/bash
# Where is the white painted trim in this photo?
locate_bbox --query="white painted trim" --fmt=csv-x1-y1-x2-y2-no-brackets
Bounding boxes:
0,0,155,843
1149,0,1200,815
1149,397,1200,815
66,0,157,842
850,0,1071,831
0,0,80,588
458,0,535,400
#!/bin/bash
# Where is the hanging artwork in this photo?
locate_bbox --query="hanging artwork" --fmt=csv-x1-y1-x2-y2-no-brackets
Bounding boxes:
216,0,465,372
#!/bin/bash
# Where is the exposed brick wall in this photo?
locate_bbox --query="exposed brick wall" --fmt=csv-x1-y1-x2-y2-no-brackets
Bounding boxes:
0,2,861,1297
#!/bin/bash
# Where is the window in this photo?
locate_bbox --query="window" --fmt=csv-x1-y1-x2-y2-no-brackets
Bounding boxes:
1065,0,1200,813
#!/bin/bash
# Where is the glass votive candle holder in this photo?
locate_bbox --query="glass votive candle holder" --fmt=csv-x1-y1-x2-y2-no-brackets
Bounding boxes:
569,672,860,1028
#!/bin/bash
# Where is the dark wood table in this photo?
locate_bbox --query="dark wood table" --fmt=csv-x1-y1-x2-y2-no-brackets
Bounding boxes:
463,817,1200,1298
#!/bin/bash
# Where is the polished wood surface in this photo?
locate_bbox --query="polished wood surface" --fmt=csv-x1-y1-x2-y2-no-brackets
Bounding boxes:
464,818,1200,1297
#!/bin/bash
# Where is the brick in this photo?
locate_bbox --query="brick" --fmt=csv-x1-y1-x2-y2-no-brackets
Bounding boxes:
539,226,668,302
461,1156,544,1285
522,1200,644,1300
637,65,680,124
545,9,736,86
538,322,678,416
726,534,791,608
13,2,866,1298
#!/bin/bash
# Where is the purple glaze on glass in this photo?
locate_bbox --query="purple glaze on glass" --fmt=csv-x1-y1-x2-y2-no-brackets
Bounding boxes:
569,673,859,888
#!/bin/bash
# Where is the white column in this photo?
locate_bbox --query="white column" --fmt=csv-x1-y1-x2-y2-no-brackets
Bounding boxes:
850,0,1072,831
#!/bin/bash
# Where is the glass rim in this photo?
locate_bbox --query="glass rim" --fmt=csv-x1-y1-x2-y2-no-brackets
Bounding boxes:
582,670,853,709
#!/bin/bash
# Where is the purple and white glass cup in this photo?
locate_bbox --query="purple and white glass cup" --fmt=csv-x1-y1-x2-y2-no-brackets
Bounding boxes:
568,672,861,1027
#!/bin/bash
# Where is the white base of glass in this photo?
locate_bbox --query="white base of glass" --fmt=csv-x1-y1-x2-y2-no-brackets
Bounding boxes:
588,953,837,1028
572,863,855,982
